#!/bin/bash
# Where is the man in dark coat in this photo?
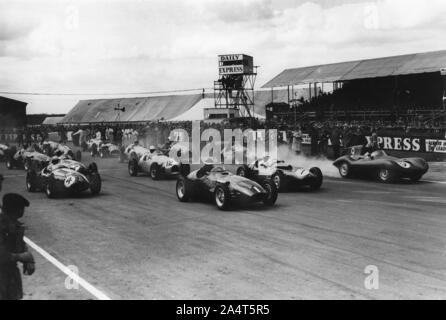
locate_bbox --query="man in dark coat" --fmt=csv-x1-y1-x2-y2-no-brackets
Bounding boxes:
0,194,35,300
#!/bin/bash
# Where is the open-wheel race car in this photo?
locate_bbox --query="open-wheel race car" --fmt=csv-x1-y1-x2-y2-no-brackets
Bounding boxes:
26,157,101,198
236,156,323,192
128,146,190,180
333,146,429,183
41,141,82,162
176,165,278,210
86,138,120,158
0,144,11,162
5,146,51,171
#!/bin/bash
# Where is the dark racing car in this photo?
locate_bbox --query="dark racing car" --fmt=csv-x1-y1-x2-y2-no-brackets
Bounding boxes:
5,146,51,171
176,165,278,210
236,156,323,192
26,157,101,198
333,146,429,183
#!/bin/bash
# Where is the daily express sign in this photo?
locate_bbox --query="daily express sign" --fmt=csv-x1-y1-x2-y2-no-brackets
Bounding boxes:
300,134,446,153
218,54,244,75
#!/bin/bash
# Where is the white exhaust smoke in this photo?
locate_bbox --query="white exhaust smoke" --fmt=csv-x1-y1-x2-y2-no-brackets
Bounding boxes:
276,145,340,178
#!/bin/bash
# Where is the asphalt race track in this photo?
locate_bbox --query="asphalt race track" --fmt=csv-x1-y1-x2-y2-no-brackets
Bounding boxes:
1,153,445,300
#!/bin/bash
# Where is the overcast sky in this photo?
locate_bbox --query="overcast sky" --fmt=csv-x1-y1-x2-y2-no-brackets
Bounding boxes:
1,0,446,114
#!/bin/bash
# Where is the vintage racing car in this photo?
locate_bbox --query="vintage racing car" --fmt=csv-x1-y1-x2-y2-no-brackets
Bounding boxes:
41,141,82,161
0,144,11,162
176,165,278,210
26,158,101,198
333,146,429,183
128,147,190,180
87,138,120,158
236,156,323,191
5,146,51,171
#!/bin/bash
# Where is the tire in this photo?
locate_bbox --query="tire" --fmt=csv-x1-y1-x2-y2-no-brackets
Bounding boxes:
128,159,138,177
45,178,57,199
309,167,323,191
236,166,251,178
410,174,423,182
91,144,98,157
271,171,285,191
262,179,278,206
339,162,351,178
6,158,13,170
24,158,32,171
129,151,138,160
377,169,395,183
88,162,99,173
150,163,162,180
176,177,192,202
99,149,106,158
75,150,82,162
26,171,37,192
214,184,231,211
90,173,102,195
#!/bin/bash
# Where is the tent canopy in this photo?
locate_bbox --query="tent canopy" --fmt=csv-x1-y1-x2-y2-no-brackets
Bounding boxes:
262,49,446,88
42,116,64,125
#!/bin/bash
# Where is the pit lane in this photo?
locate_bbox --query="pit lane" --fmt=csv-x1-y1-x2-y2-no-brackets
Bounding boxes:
1,154,445,300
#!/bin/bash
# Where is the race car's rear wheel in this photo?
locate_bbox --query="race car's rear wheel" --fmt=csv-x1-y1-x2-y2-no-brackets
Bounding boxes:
214,185,231,211
90,173,102,195
26,171,37,192
75,150,82,162
339,162,351,178
377,169,395,183
128,159,138,176
88,162,99,173
176,177,192,202
262,179,278,206
309,167,323,191
150,164,162,180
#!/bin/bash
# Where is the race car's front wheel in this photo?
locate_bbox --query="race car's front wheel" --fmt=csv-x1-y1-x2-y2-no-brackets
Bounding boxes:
214,185,231,211
339,162,351,178
150,164,162,180
24,158,32,171
26,171,37,192
6,159,13,170
377,169,395,183
90,173,102,195
262,179,278,206
271,172,285,190
75,150,82,162
45,178,57,199
309,167,323,191
128,159,138,176
176,177,192,202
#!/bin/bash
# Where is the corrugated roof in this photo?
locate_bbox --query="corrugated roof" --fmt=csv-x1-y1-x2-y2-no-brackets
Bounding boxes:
263,50,446,88
61,94,203,123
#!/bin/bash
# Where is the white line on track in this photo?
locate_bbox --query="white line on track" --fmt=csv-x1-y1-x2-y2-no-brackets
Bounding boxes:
24,237,112,300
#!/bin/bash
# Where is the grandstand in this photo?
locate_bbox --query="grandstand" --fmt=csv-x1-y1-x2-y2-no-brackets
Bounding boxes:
263,50,446,128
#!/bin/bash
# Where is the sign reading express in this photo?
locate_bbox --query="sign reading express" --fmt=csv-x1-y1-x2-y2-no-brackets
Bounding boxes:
218,54,245,75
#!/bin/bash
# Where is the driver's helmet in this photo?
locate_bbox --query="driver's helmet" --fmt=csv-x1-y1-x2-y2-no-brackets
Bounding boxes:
149,145,156,153
50,156,60,165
